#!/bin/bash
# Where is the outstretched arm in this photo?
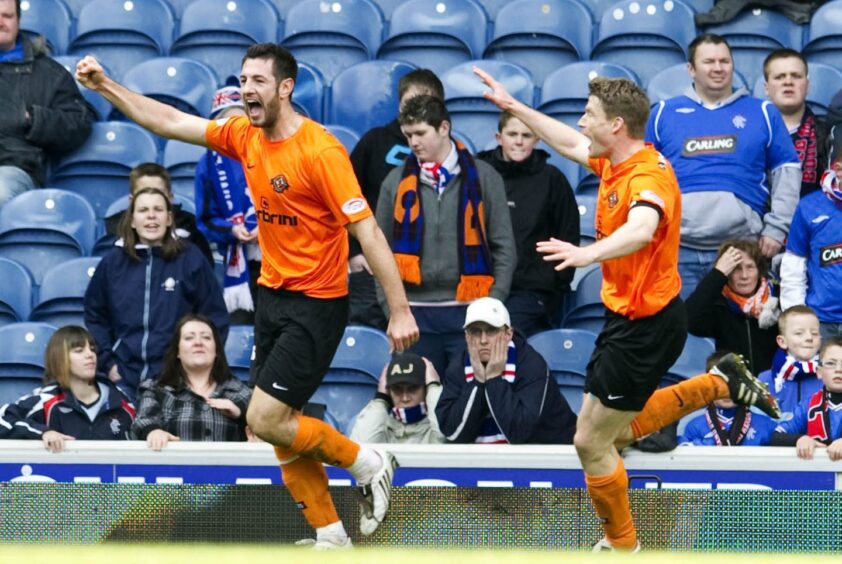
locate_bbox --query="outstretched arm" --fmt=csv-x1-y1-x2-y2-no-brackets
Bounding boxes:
76,56,209,146
473,66,591,168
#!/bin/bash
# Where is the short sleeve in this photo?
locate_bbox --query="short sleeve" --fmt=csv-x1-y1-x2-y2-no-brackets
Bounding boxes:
628,173,672,222
205,115,251,161
785,199,810,257
310,146,373,225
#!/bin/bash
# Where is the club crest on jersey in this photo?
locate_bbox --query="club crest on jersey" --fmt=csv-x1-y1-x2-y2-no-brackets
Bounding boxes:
271,174,290,193
607,191,619,208
732,115,747,129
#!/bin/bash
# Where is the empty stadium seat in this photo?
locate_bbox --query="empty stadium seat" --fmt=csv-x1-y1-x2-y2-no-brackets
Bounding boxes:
442,60,535,150
171,0,280,82
269,0,304,18
122,57,220,119
326,124,361,153
804,0,842,68
281,0,383,84
377,0,489,77
702,8,804,89
49,121,159,220
0,379,44,407
0,190,96,285
29,257,100,328
483,0,593,87
561,266,605,334
576,194,597,245
327,60,416,135
0,322,58,378
68,0,175,80
539,61,640,129
52,56,114,121
0,258,33,326
647,64,749,104
163,139,207,199
328,325,391,384
224,324,254,382
528,328,597,414
20,0,72,55
591,0,697,87
663,334,715,384
293,62,325,122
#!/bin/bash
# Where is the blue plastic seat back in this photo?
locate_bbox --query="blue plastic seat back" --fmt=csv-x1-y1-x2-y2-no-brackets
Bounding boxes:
0,258,33,323
0,379,45,407
52,56,114,121
326,124,361,154
122,57,220,119
30,257,100,326
172,0,280,81
309,382,377,433
378,0,489,77
224,324,254,382
164,139,207,199
20,0,72,55
647,64,749,104
528,328,596,413
326,325,390,384
0,189,96,255
484,0,593,86
562,266,606,331
665,334,715,382
0,322,58,377
443,60,535,149
292,62,325,122
576,194,597,244
52,121,160,177
804,0,842,67
327,60,416,134
69,0,175,80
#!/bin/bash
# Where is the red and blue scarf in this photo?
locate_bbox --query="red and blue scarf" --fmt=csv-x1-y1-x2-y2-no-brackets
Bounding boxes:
464,341,516,444
391,402,428,424
771,348,819,393
807,388,832,444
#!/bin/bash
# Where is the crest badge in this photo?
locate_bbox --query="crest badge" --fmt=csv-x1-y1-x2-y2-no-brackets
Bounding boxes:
272,174,290,193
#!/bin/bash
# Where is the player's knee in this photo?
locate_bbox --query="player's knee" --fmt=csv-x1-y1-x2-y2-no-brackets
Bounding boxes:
246,400,294,444
573,429,603,464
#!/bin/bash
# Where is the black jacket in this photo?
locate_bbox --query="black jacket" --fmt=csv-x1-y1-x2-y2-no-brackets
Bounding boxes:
0,34,93,185
476,147,580,297
685,269,779,373
436,332,577,444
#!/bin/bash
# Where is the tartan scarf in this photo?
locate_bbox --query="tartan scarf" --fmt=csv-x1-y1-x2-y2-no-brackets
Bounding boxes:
391,139,494,301
722,276,778,329
793,107,819,196
391,401,428,424
771,348,819,393
807,388,832,444
464,341,516,444
704,405,752,446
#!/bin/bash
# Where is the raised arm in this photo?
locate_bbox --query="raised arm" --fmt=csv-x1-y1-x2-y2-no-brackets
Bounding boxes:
473,66,591,168
75,56,209,147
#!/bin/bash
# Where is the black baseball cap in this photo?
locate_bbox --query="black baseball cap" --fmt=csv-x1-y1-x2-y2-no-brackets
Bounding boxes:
386,352,426,388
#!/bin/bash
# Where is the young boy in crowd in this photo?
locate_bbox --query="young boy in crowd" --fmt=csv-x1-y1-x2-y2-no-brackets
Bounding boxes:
773,336,842,460
680,352,778,446
759,305,822,417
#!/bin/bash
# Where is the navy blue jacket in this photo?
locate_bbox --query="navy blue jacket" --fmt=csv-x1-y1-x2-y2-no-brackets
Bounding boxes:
84,243,229,396
0,380,135,440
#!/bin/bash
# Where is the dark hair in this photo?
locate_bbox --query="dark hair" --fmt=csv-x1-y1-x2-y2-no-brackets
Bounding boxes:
688,33,732,66
242,43,297,101
821,336,842,359
762,48,808,81
778,304,819,334
398,94,451,130
118,187,184,261
398,69,445,102
588,77,650,139
158,314,233,389
129,162,172,196
44,326,97,388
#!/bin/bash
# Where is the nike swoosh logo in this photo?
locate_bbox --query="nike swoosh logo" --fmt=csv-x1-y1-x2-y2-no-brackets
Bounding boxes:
272,382,288,391
607,394,624,400
247,163,256,169
672,390,684,408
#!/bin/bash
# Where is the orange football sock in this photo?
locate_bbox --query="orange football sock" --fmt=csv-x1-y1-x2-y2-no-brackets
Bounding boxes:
290,415,360,468
278,453,340,529
585,458,636,549
630,374,729,439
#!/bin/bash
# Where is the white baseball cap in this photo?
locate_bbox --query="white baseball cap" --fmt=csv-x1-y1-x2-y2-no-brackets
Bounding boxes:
463,297,511,329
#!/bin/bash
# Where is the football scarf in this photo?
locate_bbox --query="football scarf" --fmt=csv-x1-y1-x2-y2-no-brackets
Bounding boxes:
464,341,516,444
705,404,752,446
391,401,428,425
771,349,819,393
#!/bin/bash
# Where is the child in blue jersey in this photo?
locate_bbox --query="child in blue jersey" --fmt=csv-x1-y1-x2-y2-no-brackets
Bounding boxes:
759,305,822,418
680,352,777,446
773,336,842,460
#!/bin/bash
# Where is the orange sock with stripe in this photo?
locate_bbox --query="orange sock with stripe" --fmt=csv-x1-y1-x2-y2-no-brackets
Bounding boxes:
289,415,360,468
630,373,729,439
585,458,636,549
275,446,340,529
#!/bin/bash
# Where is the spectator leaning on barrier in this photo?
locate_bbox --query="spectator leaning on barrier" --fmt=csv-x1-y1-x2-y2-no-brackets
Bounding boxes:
350,351,445,444
0,325,135,452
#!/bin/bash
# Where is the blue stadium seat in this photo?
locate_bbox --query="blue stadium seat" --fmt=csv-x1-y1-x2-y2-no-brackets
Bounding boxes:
52,56,113,121
647,64,749,104
0,190,96,285
377,0,489,77
804,0,842,69
163,139,207,200
539,61,640,129
576,194,597,245
528,328,597,414
0,322,58,378
269,0,303,18
292,62,325,122
702,8,804,89
0,258,33,326
576,174,600,197
171,0,280,82
68,0,175,80
20,0,72,55
327,60,416,135
753,62,842,118
326,124,361,153
49,122,159,220
224,324,254,382
0,379,44,407
561,266,605,334
122,57,220,120
663,334,714,384
371,0,402,19
281,0,383,84
61,0,93,18
442,60,535,150
309,382,376,434
591,0,696,87
483,0,593,87
327,325,391,384
29,257,100,328
541,144,585,190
